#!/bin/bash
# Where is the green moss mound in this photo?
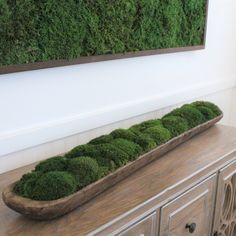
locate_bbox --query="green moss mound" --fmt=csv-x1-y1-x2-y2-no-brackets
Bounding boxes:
133,134,157,152
35,156,68,173
94,144,130,170
164,105,205,128
131,119,163,132
194,106,216,121
144,126,171,145
0,0,207,66
13,171,42,198
65,143,129,170
67,157,101,188
126,127,157,152
162,116,189,138
111,138,142,160
30,171,77,201
89,134,113,145
65,144,100,159
110,129,137,142
192,101,222,116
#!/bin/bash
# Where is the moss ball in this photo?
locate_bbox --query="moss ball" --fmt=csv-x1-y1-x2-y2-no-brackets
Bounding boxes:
110,129,137,142
162,116,189,138
67,157,101,188
192,101,222,116
144,126,171,145
131,119,163,132
89,134,113,145
111,138,142,160
13,181,25,196
95,144,130,170
164,105,205,128
30,171,77,201
35,156,68,173
194,105,216,121
65,144,100,159
13,171,42,198
128,127,142,137
133,134,157,152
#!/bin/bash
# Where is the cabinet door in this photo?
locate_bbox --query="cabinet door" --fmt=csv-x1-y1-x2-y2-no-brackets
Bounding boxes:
118,213,156,236
160,175,217,236
213,160,236,236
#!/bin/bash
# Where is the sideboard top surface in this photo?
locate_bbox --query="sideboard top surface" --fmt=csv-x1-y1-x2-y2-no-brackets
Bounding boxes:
1,124,236,236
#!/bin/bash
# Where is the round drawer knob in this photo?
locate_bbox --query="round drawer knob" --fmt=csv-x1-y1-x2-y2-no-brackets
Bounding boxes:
185,223,196,233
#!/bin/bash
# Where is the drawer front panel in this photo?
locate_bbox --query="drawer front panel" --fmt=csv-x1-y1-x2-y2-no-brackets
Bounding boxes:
118,213,156,236
160,175,217,236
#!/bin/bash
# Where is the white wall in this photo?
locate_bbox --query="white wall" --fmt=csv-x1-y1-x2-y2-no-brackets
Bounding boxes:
0,0,236,171
1,88,235,174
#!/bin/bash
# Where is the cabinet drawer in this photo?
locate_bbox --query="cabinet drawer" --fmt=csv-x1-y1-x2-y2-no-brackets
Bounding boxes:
118,213,156,236
160,175,216,236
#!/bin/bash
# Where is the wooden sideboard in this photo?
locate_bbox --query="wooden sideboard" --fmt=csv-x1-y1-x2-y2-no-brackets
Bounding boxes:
1,124,236,236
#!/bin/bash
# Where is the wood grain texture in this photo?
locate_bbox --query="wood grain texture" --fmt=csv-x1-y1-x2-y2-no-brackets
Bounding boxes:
1,124,236,236
160,175,217,236
2,115,222,220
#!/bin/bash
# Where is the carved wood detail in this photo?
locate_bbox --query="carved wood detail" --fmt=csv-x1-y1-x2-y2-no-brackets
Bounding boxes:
214,161,236,236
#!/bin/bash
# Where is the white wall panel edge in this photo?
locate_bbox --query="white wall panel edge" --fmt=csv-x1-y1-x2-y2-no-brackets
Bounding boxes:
0,77,235,158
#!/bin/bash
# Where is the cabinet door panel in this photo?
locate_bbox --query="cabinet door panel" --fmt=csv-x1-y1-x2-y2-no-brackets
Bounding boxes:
213,159,236,236
160,175,217,236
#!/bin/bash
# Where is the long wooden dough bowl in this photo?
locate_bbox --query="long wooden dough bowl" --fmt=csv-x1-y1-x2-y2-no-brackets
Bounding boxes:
2,115,223,220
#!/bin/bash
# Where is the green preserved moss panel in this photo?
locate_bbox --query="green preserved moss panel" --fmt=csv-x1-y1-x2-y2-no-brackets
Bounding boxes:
13,100,221,201
0,0,207,66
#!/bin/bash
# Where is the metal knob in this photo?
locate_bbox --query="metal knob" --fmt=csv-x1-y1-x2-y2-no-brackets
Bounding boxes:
185,223,196,233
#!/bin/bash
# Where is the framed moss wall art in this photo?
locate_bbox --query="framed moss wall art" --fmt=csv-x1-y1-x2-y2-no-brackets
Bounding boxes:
0,0,209,74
